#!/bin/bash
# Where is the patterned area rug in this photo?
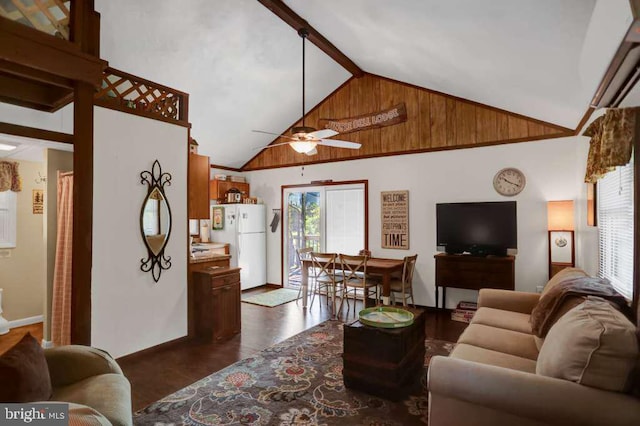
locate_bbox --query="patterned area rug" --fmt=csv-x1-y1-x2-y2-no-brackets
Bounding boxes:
134,321,454,425
242,288,300,307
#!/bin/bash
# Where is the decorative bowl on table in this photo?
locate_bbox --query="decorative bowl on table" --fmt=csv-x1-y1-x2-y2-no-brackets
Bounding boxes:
358,307,414,328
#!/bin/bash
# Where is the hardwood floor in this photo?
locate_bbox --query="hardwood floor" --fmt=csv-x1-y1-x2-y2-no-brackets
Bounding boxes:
0,322,44,355
118,287,467,411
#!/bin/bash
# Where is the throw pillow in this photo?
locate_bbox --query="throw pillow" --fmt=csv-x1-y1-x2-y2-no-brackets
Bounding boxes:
0,333,52,402
536,297,639,392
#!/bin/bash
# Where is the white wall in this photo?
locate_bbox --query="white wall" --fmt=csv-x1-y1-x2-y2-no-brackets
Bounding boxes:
0,103,73,133
0,159,45,322
92,107,188,358
246,136,595,308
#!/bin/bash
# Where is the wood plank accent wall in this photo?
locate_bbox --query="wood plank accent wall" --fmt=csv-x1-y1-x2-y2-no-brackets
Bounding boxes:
243,74,573,171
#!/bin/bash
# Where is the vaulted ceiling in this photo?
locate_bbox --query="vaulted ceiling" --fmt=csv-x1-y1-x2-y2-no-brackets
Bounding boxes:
95,0,612,168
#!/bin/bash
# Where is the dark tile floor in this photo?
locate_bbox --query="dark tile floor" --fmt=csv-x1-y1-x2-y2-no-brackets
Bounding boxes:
117,287,467,411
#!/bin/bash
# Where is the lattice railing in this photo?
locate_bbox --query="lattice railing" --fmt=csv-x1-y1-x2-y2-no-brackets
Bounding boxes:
0,0,70,39
95,67,189,125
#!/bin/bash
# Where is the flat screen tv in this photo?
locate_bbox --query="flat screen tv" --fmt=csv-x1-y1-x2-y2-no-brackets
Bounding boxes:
436,201,517,256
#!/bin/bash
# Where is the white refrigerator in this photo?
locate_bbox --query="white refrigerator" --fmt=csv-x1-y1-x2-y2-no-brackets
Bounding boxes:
211,204,266,290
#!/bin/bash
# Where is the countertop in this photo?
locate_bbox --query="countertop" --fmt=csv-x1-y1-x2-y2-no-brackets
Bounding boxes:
189,253,231,264
192,266,241,277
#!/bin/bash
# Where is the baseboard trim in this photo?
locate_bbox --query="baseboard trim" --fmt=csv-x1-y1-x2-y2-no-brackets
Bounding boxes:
265,283,282,289
116,335,191,363
8,315,43,329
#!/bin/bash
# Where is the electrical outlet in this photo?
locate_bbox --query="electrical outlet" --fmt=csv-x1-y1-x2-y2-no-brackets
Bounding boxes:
536,285,544,293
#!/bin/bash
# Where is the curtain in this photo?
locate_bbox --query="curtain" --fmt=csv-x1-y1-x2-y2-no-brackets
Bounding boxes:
51,172,73,346
584,108,637,183
0,161,22,192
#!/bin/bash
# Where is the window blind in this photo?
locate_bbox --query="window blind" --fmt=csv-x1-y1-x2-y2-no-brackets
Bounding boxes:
597,160,634,299
325,188,365,255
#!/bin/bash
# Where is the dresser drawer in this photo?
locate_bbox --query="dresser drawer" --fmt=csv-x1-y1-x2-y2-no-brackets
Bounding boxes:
211,272,240,289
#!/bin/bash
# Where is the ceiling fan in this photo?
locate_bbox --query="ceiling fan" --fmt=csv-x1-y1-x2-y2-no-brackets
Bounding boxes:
252,28,361,156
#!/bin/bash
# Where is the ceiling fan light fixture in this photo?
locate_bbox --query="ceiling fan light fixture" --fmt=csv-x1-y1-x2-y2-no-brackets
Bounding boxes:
289,141,317,154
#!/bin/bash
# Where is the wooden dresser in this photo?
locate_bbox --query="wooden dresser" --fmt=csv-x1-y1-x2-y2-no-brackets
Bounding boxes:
434,254,515,309
190,267,241,342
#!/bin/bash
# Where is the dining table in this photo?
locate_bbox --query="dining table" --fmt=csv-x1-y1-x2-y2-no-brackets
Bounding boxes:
300,256,405,309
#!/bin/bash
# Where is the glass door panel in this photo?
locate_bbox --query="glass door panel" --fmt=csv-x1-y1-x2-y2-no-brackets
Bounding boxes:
283,183,366,289
284,189,321,288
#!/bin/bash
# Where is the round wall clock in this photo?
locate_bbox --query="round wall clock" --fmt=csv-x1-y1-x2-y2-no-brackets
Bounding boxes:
493,167,526,196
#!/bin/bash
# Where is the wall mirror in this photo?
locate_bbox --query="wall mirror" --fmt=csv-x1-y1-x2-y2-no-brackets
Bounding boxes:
140,160,172,282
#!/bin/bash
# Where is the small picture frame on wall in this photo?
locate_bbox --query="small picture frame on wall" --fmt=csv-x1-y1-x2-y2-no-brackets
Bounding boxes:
212,206,224,230
587,182,597,227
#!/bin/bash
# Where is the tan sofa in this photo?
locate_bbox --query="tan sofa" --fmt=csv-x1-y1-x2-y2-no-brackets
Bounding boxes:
45,345,132,426
427,269,640,426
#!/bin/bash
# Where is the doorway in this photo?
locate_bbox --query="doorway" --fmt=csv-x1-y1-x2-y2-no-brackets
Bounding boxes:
282,181,368,289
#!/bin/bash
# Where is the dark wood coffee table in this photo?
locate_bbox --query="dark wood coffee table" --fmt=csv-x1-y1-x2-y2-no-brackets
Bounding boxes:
342,307,425,401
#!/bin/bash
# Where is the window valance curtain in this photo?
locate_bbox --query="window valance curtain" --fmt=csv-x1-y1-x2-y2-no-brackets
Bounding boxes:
0,161,22,192
584,108,637,183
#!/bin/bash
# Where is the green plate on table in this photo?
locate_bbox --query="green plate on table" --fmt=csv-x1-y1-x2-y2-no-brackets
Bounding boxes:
358,307,414,328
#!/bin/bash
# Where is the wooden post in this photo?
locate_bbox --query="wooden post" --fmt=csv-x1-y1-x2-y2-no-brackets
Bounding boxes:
70,81,93,345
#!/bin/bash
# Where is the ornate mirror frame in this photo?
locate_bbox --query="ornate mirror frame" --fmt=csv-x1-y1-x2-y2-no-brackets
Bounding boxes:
140,160,172,282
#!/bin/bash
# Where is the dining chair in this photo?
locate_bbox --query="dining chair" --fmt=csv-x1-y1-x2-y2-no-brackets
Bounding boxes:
339,254,378,316
295,247,314,300
358,249,382,297
309,252,343,312
388,254,418,307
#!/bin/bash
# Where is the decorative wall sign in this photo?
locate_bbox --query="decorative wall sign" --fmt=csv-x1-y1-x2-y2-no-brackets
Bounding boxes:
381,190,409,249
318,103,407,135
212,206,224,230
32,189,43,214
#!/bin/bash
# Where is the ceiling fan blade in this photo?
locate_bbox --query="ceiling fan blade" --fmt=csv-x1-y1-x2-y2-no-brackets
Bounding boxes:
252,142,293,150
318,139,361,149
307,129,338,139
251,130,297,141
304,147,318,156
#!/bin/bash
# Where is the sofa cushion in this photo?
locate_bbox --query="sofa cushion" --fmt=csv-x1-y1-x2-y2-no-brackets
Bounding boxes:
537,296,639,392
52,373,132,426
450,343,537,373
0,333,52,402
531,273,624,338
471,307,532,334
458,324,539,360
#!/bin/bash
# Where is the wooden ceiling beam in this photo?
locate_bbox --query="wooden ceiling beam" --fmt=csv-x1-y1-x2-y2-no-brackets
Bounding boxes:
0,17,106,87
0,60,74,89
257,0,364,77
0,121,73,144
0,74,70,108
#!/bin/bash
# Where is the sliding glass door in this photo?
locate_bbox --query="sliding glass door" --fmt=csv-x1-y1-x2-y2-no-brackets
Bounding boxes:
283,182,366,288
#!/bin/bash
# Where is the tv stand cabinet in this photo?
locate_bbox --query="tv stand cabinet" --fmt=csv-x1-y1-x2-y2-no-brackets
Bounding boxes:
434,253,515,309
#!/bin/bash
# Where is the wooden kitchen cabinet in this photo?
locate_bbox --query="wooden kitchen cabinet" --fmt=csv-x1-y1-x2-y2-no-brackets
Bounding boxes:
191,267,241,342
188,255,231,337
188,153,210,219
210,179,250,203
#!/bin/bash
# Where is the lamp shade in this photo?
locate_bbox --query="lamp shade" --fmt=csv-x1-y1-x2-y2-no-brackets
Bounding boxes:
289,141,317,154
547,200,574,231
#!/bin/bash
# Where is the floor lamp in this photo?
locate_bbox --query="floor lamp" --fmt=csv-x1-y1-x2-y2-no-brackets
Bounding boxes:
547,200,575,279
